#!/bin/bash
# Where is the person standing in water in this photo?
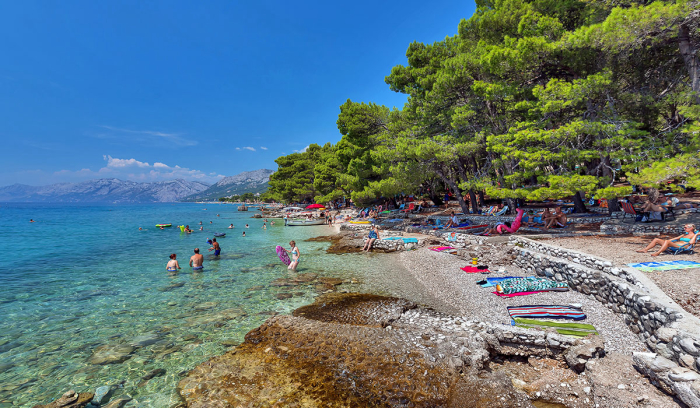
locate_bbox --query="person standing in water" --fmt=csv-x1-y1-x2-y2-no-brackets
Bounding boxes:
166,254,181,272
189,248,204,270
283,240,301,271
242,231,246,237
209,238,221,256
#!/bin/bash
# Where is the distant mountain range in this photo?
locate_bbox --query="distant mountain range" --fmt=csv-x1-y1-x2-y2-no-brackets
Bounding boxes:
0,169,275,203
0,178,210,203
183,169,274,201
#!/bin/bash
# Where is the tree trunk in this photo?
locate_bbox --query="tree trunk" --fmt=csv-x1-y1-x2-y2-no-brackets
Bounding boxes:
434,169,470,215
478,190,486,207
679,23,700,104
469,189,479,214
608,197,620,216
572,192,587,213
505,198,516,214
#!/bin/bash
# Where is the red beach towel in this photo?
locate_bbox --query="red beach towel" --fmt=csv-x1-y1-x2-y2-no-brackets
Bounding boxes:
492,291,546,297
461,266,490,273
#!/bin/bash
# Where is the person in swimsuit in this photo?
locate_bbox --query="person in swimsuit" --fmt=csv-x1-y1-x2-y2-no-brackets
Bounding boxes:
30,219,35,223
285,240,301,271
242,231,246,237
363,225,379,251
245,224,249,228
166,254,181,272
209,238,221,256
189,248,204,270
636,224,698,256
228,224,234,229
262,223,267,230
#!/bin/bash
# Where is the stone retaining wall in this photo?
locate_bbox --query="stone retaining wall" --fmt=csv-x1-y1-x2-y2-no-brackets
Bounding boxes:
427,213,610,226
511,236,700,407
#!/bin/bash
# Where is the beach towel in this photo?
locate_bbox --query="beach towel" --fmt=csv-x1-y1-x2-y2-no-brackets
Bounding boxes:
627,260,700,272
507,305,586,321
430,246,455,252
513,318,598,337
496,277,568,295
383,237,418,243
493,291,546,297
477,276,526,287
461,266,490,273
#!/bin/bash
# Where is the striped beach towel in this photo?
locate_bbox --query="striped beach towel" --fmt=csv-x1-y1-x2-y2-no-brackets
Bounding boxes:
430,246,454,251
477,276,526,287
513,318,597,337
507,305,586,320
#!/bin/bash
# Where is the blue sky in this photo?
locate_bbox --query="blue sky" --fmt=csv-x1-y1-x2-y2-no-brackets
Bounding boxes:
0,0,475,186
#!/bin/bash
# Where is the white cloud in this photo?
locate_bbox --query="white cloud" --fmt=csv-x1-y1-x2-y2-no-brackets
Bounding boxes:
235,146,256,152
102,155,150,168
293,145,310,153
260,146,268,150
46,156,225,184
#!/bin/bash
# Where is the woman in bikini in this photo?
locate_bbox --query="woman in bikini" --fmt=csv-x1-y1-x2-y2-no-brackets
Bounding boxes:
166,254,181,272
285,240,301,271
636,224,698,257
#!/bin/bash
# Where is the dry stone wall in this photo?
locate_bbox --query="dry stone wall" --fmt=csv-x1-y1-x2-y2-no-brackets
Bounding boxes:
511,236,700,407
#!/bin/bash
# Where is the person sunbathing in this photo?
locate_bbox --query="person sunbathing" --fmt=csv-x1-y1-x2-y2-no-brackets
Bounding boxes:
636,224,698,256
543,207,566,229
639,197,668,213
525,208,548,227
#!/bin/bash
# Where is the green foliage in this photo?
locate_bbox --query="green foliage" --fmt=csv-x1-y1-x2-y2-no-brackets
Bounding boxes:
263,0,699,207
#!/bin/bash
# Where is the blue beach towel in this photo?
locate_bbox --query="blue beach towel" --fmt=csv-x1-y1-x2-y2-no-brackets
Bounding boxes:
477,276,523,288
382,237,418,243
628,260,700,272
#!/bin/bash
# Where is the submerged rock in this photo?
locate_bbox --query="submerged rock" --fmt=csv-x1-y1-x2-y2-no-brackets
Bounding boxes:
33,390,94,408
87,344,135,365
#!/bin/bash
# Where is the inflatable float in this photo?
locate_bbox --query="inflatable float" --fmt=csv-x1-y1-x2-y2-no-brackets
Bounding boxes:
156,224,172,228
213,232,226,237
276,245,291,266
349,221,371,224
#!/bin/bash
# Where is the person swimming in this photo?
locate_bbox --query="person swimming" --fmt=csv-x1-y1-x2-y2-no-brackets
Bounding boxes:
242,231,246,237
245,224,249,228
166,253,181,272
228,224,234,229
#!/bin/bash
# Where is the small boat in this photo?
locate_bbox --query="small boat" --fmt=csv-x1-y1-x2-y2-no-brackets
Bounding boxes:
287,219,326,226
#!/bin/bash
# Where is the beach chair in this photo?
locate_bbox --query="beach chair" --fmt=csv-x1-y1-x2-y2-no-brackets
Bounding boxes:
662,205,676,221
666,242,695,255
620,202,642,223
483,206,495,215
493,205,509,216
401,203,415,213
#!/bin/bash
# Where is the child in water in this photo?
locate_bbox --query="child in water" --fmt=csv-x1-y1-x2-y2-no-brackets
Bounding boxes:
242,231,246,237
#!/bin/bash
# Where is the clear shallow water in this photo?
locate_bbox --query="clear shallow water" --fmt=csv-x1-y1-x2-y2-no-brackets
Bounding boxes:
0,203,393,407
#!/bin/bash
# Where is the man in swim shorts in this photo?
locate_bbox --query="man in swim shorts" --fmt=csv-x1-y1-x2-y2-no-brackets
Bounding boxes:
209,238,221,256
190,248,204,270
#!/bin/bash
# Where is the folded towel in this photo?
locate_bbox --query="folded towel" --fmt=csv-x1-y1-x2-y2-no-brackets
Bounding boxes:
513,318,597,337
462,266,490,273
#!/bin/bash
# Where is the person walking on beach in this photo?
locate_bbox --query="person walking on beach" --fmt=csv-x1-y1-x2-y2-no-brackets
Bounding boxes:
282,240,301,271
209,238,221,256
189,248,204,270
363,225,379,251
166,254,181,272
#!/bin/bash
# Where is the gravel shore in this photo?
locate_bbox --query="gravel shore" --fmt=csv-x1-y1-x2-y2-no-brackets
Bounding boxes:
392,247,647,355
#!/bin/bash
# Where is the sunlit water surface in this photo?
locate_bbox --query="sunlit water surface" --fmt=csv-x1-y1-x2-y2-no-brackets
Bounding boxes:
0,203,399,407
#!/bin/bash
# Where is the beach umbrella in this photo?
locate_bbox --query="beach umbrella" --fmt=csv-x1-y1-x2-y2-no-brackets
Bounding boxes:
306,204,325,209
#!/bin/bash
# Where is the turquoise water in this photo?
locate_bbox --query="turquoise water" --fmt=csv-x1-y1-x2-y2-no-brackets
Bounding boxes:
0,203,388,407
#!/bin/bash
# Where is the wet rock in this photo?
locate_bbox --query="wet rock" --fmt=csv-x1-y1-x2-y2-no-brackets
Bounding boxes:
138,368,167,387
318,277,343,286
129,333,160,348
91,386,114,405
246,285,264,291
194,302,217,311
88,344,135,365
158,282,185,292
275,293,293,300
293,272,318,283
33,390,94,408
221,339,240,347
101,397,131,408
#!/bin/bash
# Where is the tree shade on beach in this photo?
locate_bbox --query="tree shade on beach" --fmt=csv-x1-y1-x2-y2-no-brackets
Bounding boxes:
264,0,700,207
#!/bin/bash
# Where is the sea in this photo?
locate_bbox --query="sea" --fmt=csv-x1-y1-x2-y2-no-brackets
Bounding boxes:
0,203,398,408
